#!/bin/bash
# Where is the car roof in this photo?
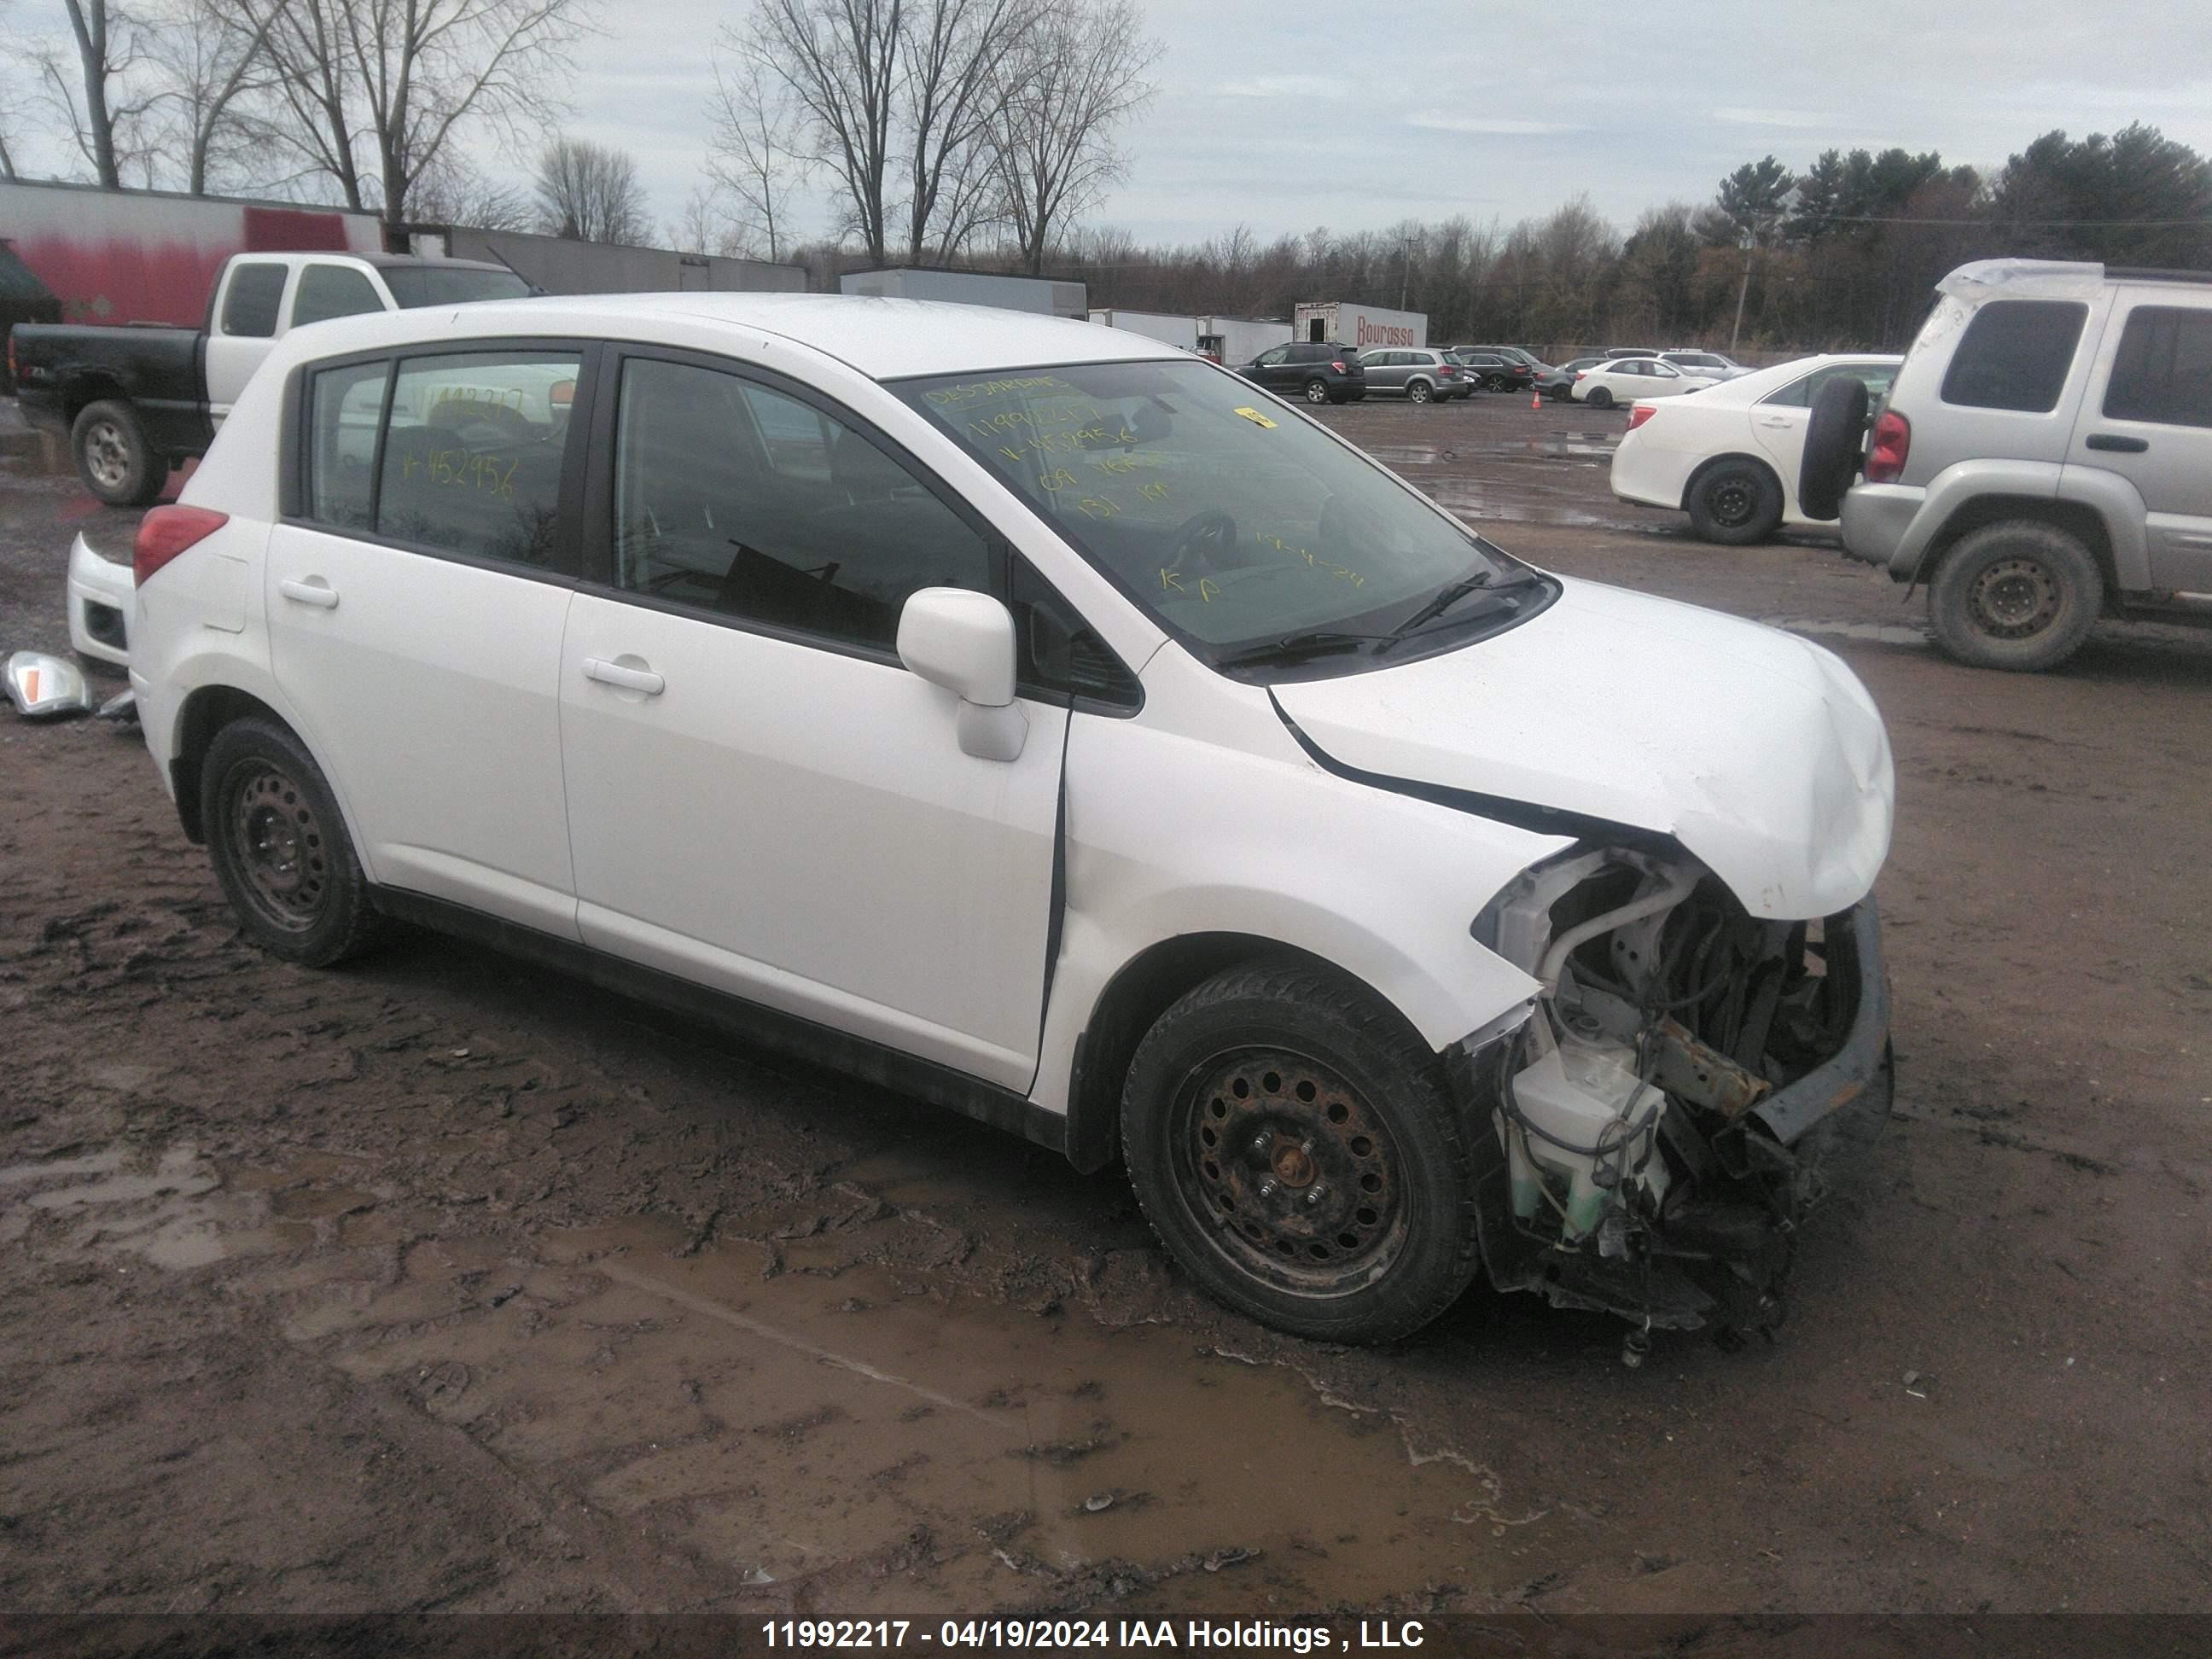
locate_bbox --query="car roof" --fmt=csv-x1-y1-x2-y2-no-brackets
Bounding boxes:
1681,352,1906,403
258,291,1188,381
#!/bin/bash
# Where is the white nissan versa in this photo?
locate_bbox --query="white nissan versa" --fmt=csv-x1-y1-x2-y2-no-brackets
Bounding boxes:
124,294,1895,1344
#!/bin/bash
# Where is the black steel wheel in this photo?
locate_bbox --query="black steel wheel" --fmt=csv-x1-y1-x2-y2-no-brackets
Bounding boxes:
1686,458,1784,544
1121,962,1484,1342
1586,385,1615,409
202,717,381,965
1927,520,2103,672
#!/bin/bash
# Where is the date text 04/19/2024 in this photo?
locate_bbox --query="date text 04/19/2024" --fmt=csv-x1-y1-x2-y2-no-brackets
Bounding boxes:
760,1621,1429,1650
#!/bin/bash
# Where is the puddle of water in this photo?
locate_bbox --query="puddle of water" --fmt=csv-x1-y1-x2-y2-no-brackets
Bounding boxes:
1761,616,1931,648
1420,478,1619,530
1360,444,1444,467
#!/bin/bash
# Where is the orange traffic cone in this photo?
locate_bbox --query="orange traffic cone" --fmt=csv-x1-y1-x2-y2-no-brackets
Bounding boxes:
1531,390,1541,410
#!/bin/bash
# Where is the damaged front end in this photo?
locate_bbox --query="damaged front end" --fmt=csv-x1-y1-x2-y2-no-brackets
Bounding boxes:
1458,844,1893,1339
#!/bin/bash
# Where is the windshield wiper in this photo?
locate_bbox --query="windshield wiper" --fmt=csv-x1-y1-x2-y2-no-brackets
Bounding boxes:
1212,630,1382,671
1379,574,1495,648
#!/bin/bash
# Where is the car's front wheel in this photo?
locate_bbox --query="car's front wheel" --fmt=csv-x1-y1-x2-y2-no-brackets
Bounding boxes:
1121,962,1484,1343
1927,521,2103,672
202,717,381,965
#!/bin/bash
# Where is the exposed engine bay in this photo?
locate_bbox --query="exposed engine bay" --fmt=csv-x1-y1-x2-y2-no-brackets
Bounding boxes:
1467,845,1893,1341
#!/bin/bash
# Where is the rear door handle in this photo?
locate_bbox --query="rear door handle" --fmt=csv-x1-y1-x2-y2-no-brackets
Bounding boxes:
582,657,665,696
2085,434,2149,453
277,578,339,609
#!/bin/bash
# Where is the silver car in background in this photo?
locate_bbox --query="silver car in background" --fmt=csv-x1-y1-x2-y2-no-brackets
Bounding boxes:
1356,347,1467,403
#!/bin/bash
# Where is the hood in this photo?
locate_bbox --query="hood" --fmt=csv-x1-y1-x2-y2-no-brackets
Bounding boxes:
1272,578,1894,919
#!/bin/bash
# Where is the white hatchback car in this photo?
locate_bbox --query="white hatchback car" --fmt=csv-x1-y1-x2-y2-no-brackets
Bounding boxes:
1611,355,1903,544
1569,357,1717,408
125,294,1895,1344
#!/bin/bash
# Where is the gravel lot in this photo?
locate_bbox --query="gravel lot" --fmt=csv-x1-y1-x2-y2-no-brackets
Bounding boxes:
2,392,2207,1618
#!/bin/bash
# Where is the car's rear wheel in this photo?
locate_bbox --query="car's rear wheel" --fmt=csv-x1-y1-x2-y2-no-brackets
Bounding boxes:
71,399,168,508
1407,380,1433,405
1797,375,1870,521
1927,521,2103,672
1304,378,1330,405
1686,458,1784,544
1121,962,1484,1343
202,717,381,965
1586,386,1614,409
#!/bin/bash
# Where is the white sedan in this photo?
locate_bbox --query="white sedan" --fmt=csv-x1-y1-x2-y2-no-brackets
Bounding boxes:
1610,354,1903,544
1569,357,1715,408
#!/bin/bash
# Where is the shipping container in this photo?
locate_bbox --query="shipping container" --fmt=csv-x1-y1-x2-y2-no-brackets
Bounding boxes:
404,224,806,295
0,177,384,330
840,267,1086,317
1087,308,1198,351
1292,300,1427,352
1199,316,1295,364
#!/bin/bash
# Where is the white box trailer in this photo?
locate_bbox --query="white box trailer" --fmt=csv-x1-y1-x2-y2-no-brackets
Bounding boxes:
1200,316,1293,364
1088,308,1198,352
841,267,1086,317
1293,300,1427,352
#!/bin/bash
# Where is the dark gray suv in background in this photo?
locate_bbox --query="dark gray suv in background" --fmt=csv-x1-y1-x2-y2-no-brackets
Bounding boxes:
1237,341,1368,405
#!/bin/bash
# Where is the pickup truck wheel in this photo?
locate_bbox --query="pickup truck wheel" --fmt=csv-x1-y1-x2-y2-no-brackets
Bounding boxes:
1797,375,1869,521
1927,521,2103,672
72,399,167,508
1121,962,1483,1343
202,717,381,966
1687,458,1784,544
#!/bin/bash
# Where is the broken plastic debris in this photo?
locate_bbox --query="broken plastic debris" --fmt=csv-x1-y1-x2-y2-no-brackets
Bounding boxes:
4,651,93,719
1083,1493,1115,1513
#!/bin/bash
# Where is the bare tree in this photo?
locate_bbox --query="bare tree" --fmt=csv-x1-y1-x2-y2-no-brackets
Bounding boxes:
36,0,163,186
987,0,1158,275
897,0,1036,264
242,0,590,222
410,142,532,227
141,0,276,195
736,0,899,264
705,53,810,262
533,135,646,242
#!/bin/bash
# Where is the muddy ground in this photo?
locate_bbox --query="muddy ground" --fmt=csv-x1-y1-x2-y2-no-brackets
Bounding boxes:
1,393,2207,1618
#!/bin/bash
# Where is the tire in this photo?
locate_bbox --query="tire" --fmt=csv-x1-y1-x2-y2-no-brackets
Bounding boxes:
1926,521,2103,672
201,717,381,966
1120,962,1484,1343
1686,458,1784,545
71,399,168,508
1407,380,1433,405
1304,378,1331,405
1797,375,1870,521
1586,386,1614,410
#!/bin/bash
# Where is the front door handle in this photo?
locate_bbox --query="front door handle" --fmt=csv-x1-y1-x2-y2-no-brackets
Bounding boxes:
2085,433,2150,453
277,577,339,609
582,657,665,696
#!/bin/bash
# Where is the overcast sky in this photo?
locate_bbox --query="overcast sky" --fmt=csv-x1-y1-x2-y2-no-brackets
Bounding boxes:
11,0,2212,247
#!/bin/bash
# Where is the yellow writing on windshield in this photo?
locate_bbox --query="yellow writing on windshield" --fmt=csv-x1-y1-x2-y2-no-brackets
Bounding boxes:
1137,481,1168,503
1039,467,1078,492
927,375,1072,408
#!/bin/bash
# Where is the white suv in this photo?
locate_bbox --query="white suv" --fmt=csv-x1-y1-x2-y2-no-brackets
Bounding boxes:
125,294,1895,1343
1805,259,2212,671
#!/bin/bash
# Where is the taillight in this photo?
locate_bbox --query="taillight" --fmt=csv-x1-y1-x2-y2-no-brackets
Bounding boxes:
1331,359,1348,373
1625,403,1656,433
133,504,230,586
1574,370,1587,380
1866,410,1911,483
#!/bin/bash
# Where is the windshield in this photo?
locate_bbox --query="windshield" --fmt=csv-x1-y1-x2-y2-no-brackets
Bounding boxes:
382,266,533,307
893,359,1545,665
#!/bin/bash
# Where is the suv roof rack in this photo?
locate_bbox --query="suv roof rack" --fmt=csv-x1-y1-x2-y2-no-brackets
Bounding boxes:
2104,266,2212,286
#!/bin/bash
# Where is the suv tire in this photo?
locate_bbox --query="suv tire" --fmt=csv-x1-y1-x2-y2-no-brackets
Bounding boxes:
1303,377,1331,405
1928,521,2103,672
72,399,168,508
202,717,381,965
1407,380,1433,405
1797,376,1870,521
1121,961,1484,1343
1687,458,1784,545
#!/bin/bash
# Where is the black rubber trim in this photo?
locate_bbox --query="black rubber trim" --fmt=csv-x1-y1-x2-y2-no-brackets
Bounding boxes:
1751,898,1892,1144
367,887,1070,1160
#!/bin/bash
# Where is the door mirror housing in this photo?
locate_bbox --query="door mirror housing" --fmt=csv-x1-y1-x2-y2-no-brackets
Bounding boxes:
897,588,1026,761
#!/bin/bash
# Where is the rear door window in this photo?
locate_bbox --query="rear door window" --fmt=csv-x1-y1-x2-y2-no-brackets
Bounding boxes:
2102,306,2212,428
1939,300,2087,413
221,263,288,338
375,350,581,567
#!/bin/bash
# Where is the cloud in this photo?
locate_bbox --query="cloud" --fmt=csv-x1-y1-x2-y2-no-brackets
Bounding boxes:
1710,107,1836,129
1215,74,1348,99
1406,112,1582,136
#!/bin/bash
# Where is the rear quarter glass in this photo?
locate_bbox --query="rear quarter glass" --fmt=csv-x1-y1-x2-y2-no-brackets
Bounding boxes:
1937,300,2087,414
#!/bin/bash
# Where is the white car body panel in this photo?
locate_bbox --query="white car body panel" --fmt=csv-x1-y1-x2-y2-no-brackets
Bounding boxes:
1271,578,1895,921
1610,354,1905,527
67,533,135,667
141,290,1893,1144
1571,360,1717,404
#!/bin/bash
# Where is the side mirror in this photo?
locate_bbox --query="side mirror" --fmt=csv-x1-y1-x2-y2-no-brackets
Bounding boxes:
896,588,1026,761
